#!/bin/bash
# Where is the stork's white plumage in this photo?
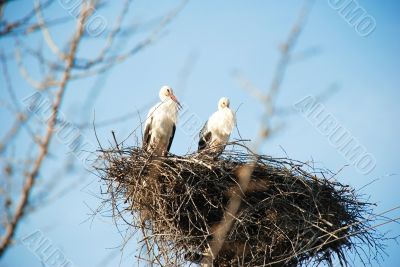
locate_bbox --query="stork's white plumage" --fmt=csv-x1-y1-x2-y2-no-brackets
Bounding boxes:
198,97,235,155
143,86,182,156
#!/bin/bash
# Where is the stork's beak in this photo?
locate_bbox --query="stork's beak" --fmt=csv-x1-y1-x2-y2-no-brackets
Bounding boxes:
170,94,182,110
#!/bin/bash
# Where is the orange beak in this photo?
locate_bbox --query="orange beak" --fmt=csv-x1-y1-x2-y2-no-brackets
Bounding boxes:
170,94,182,110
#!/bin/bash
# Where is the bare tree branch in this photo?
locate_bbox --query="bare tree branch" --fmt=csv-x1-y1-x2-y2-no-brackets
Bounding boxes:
0,0,55,37
0,2,89,256
202,1,315,265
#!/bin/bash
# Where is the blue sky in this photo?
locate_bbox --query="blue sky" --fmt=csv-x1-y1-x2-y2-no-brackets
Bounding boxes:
1,0,399,266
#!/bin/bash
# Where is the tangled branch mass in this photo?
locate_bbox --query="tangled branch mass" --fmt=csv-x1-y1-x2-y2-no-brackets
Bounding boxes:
95,143,383,267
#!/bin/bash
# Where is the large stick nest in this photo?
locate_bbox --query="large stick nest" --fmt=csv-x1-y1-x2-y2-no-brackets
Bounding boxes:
95,143,383,267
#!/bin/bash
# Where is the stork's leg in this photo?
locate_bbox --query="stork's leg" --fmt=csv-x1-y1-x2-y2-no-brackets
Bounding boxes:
162,143,168,157
150,140,164,157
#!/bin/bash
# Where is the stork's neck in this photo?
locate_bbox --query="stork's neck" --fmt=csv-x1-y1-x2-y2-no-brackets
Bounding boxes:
158,99,179,116
162,98,175,107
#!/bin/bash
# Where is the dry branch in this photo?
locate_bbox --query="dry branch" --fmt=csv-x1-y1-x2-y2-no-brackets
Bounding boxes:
0,2,89,256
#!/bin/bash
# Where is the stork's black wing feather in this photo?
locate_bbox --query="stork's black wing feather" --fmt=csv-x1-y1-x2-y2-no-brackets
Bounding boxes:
167,124,176,152
198,121,211,151
143,116,153,149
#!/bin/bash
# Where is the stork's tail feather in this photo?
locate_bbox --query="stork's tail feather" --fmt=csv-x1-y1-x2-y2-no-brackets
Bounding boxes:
198,138,207,151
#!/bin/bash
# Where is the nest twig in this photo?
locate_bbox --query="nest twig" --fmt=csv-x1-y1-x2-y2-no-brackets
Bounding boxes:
95,142,385,267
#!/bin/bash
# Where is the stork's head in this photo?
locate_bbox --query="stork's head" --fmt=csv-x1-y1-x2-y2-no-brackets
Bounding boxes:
218,97,230,110
159,85,182,109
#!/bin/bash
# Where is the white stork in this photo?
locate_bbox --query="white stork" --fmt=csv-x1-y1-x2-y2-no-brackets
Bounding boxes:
143,86,182,156
198,97,235,155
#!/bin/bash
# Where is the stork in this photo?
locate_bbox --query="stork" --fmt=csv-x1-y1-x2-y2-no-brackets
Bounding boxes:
198,97,235,155
143,86,182,156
